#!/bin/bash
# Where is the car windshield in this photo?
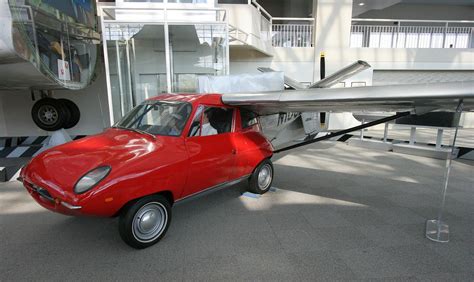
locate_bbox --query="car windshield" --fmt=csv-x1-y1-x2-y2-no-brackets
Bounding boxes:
113,101,192,137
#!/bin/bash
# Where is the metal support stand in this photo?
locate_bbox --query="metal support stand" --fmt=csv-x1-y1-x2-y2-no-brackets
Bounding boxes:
435,129,444,149
383,122,389,143
425,100,463,243
359,119,365,140
409,126,416,145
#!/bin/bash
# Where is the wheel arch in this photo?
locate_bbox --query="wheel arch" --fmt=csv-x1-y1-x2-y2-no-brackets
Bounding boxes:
251,156,273,174
113,190,175,217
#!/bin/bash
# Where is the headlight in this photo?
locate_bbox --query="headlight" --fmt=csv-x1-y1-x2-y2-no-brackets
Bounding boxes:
74,166,111,194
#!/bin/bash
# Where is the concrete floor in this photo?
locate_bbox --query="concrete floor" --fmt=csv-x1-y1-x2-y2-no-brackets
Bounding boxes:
1,142,473,281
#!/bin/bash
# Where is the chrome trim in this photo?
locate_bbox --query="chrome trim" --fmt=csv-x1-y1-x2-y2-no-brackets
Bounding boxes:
60,201,82,210
30,184,54,202
175,174,250,205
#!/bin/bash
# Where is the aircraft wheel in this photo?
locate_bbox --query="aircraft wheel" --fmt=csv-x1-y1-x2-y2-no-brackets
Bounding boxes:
31,98,69,131
119,195,172,249
248,159,273,194
58,99,80,129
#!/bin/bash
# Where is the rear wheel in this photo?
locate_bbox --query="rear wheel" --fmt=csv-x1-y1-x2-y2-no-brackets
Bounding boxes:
248,159,273,194
119,195,172,249
58,99,80,129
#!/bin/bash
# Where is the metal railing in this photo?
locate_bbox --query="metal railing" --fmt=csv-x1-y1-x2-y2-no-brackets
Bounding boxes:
101,6,227,23
246,0,315,48
351,19,474,49
272,20,313,47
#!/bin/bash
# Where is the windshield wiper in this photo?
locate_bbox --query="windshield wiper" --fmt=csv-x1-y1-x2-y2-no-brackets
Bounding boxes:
111,126,156,140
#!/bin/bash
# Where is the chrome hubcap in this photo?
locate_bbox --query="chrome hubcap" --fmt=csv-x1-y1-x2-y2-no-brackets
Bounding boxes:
38,105,58,125
132,202,167,243
257,164,272,190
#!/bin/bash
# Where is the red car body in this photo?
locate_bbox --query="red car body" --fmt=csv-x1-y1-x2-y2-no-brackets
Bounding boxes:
20,94,273,217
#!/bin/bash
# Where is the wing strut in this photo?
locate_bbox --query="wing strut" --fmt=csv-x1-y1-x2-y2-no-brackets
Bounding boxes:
274,111,411,153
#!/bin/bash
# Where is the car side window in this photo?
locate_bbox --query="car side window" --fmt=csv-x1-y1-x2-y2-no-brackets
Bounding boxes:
203,107,233,136
240,108,258,129
188,106,234,137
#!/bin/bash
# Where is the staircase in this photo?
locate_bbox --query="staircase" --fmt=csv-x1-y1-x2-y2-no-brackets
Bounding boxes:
228,24,274,56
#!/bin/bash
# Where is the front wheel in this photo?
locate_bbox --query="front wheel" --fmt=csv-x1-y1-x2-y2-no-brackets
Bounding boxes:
119,195,172,249
31,98,69,131
248,159,274,194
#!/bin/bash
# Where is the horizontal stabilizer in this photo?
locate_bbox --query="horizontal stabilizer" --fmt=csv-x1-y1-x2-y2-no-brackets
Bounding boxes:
258,67,306,90
309,60,371,88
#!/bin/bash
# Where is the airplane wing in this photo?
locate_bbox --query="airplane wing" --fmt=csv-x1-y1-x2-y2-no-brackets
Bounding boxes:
221,81,474,115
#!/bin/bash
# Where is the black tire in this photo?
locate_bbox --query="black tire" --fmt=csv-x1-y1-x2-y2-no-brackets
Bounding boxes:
31,98,69,131
119,195,172,249
248,159,274,194
58,99,80,129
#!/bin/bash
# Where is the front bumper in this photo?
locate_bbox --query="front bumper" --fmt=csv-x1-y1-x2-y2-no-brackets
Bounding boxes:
22,179,82,216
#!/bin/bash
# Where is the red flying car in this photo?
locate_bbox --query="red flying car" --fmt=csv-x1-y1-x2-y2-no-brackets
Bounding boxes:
20,94,274,249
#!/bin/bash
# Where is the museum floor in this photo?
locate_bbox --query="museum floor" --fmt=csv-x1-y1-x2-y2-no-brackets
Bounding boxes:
1,141,473,281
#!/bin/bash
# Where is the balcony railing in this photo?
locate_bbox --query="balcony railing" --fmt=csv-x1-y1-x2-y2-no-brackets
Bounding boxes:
244,0,315,48
351,19,474,49
272,19,314,47
101,6,227,23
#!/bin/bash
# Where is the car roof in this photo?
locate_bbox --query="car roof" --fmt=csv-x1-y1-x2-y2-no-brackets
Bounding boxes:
147,93,224,105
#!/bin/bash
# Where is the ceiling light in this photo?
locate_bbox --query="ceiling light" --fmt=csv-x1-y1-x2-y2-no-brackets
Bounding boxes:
359,2,365,6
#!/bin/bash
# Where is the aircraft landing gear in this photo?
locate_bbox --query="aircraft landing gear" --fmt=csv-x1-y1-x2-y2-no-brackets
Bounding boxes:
31,97,81,131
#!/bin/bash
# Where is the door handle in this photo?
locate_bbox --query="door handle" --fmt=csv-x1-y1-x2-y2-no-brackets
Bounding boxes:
232,149,237,155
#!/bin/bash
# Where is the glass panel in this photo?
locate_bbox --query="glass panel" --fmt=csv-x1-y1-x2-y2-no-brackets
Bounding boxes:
204,107,233,134
350,32,363,48
241,108,258,129
396,33,406,48
431,33,444,48
105,24,167,121
369,32,380,48
455,34,469,48
188,105,204,137
8,0,99,89
138,74,167,101
418,33,431,48
380,32,393,48
115,100,192,137
406,33,418,48
174,74,199,93
104,22,228,122
169,24,227,93
187,106,233,136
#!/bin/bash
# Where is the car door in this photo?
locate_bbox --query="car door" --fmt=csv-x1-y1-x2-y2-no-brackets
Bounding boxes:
232,108,275,177
183,105,237,197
